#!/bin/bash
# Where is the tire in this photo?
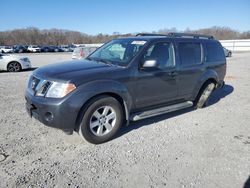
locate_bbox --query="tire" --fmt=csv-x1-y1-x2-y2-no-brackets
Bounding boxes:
79,96,124,144
7,61,22,72
194,81,215,109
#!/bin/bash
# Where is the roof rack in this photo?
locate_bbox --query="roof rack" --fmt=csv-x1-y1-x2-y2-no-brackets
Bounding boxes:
136,32,214,40
169,32,214,39
136,33,167,37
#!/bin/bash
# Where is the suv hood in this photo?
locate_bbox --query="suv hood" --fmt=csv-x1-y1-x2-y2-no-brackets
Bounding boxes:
33,59,123,83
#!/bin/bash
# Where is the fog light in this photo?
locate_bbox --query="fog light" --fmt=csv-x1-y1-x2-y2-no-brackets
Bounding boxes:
45,112,53,122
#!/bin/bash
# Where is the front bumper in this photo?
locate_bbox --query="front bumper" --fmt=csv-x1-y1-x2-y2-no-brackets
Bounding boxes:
25,90,81,133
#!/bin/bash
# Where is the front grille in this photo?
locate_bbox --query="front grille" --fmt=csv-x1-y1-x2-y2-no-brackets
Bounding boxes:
40,81,52,95
28,75,51,96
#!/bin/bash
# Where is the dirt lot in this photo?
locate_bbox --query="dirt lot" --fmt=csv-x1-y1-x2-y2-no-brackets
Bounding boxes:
0,52,250,188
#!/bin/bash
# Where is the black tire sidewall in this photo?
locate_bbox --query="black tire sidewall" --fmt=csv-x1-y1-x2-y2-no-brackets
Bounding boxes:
194,81,214,108
79,96,123,144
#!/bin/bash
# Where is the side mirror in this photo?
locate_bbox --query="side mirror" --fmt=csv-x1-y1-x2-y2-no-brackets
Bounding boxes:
142,60,157,68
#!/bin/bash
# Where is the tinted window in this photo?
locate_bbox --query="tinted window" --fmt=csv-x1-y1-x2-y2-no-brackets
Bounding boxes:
205,42,225,62
143,42,174,69
179,42,202,66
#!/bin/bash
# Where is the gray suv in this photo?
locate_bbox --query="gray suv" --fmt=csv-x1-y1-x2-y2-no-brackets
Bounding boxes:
25,33,226,144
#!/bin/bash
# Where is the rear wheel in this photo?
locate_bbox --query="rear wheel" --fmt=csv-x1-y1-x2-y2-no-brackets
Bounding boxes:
7,62,21,72
79,96,124,144
194,81,215,108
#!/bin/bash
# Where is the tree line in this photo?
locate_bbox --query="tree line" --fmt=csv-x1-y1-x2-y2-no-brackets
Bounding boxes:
0,26,249,46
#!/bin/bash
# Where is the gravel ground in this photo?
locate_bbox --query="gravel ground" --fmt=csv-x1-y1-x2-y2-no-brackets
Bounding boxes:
0,52,250,188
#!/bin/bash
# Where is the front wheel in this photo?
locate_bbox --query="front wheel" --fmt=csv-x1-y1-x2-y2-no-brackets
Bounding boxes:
79,96,124,144
194,81,215,109
7,62,21,72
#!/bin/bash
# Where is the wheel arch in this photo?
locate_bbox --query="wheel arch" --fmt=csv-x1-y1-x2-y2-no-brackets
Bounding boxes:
73,81,132,132
190,70,219,101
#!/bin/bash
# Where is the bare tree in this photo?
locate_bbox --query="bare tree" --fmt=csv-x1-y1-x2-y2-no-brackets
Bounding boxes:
0,26,249,46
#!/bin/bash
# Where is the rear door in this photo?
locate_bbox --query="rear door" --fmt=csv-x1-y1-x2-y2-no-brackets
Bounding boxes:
175,39,205,99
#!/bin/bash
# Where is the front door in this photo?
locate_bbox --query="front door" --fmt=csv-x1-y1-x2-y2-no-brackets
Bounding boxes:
134,41,179,109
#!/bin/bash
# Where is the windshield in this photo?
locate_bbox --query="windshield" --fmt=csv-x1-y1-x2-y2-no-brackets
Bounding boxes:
88,39,147,66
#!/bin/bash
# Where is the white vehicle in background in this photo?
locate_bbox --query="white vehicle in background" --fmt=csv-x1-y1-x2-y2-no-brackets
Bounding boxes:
72,46,98,59
27,45,41,52
0,53,31,72
0,46,13,53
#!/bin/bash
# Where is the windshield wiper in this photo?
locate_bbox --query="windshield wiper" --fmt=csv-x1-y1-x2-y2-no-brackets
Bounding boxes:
86,57,110,64
97,59,113,65
85,57,93,61
87,57,121,67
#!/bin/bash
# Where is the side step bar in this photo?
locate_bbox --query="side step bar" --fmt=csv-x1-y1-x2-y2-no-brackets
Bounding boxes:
131,101,193,121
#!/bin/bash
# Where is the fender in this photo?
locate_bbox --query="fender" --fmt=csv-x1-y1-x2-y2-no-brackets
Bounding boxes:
190,69,219,101
72,79,133,124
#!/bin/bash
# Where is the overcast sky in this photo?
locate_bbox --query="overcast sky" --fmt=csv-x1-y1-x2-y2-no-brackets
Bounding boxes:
1,0,250,34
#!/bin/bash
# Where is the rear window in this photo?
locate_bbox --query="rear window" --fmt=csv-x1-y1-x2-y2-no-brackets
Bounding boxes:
205,42,225,62
178,42,202,66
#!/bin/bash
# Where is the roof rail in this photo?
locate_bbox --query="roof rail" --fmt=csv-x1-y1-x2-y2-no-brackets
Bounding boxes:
168,32,214,39
136,33,167,37
136,32,214,39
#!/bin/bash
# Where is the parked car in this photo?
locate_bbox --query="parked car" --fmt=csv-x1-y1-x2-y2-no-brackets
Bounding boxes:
0,53,31,72
13,45,28,53
223,47,232,57
27,45,41,52
72,46,98,59
0,46,13,53
51,46,64,52
25,33,226,144
59,45,71,52
68,44,77,52
40,45,64,53
40,46,51,53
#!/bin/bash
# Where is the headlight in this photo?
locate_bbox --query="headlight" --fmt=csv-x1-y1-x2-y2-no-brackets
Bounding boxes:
20,57,30,62
45,82,76,98
34,81,76,98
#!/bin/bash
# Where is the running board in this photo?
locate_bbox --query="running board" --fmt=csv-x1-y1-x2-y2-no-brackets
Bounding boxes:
131,101,193,121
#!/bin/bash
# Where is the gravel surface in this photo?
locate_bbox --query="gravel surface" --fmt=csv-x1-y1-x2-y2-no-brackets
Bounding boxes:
0,52,250,188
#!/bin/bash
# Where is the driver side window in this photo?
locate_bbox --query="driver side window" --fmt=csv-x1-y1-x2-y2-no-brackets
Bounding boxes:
143,42,175,69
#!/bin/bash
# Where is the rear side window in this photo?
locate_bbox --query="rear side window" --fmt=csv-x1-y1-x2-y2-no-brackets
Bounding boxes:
178,42,202,66
205,42,225,62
